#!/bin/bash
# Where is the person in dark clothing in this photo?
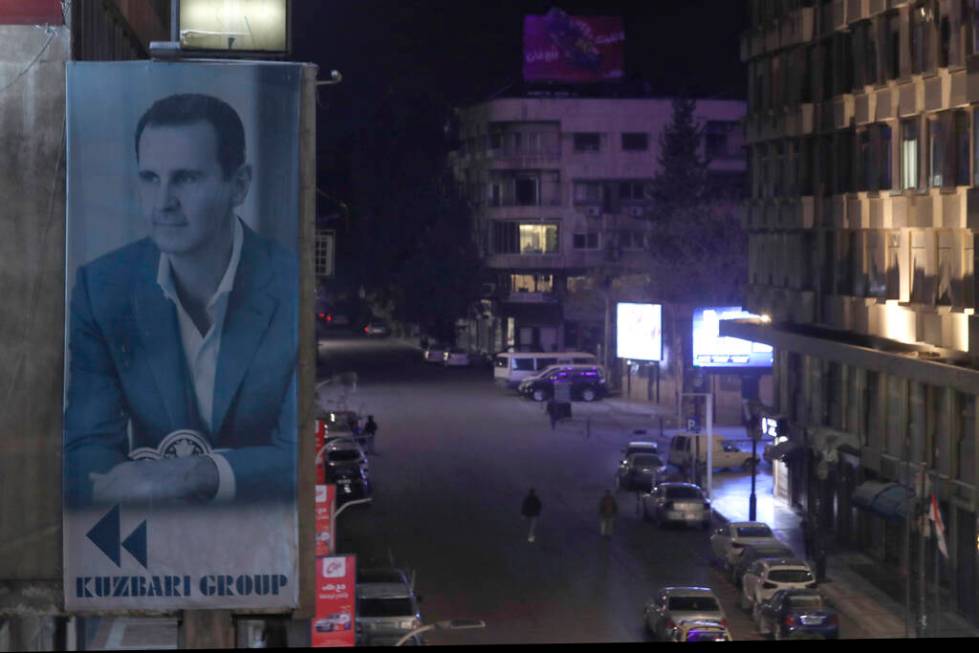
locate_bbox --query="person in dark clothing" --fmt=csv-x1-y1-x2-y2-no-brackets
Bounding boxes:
599,490,618,538
363,415,378,453
521,489,543,543
546,400,558,430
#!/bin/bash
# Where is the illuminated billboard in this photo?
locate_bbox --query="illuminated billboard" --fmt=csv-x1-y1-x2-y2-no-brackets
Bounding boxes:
523,8,625,83
692,307,773,368
179,0,288,52
616,303,662,361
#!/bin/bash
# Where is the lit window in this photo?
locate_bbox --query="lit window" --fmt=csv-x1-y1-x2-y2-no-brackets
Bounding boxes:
902,120,919,190
519,224,559,254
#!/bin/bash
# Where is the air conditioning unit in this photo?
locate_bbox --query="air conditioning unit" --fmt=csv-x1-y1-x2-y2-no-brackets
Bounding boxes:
628,206,645,219
585,206,601,219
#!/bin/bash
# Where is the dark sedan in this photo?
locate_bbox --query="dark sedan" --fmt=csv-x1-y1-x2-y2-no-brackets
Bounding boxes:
755,589,838,640
517,365,608,402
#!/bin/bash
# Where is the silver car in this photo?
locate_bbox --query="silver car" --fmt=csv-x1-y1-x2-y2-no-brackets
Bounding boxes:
617,452,668,491
356,568,423,646
644,586,727,641
642,483,711,529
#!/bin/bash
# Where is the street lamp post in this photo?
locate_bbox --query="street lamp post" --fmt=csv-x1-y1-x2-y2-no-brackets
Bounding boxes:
394,619,486,647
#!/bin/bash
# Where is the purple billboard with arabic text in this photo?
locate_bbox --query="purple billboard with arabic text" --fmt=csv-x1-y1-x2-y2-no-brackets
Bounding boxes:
523,9,625,83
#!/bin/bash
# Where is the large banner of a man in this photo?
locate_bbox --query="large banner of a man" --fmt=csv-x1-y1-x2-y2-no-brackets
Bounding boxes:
63,61,302,610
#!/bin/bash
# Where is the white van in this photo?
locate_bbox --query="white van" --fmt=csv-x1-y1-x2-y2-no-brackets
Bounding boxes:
668,433,756,470
493,351,598,389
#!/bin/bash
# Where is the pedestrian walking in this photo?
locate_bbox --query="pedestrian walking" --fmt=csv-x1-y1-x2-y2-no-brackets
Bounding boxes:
521,489,542,543
546,400,558,430
599,490,618,538
363,415,378,453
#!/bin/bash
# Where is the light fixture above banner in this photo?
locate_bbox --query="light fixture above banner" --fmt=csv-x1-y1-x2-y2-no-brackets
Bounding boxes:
179,0,288,53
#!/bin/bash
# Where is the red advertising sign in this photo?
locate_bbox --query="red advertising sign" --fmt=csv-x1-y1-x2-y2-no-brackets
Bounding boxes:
0,0,63,24
315,484,336,557
523,8,624,83
312,555,356,648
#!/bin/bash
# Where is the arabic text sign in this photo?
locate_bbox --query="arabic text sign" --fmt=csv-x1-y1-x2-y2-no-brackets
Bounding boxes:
523,11,625,83
312,555,356,648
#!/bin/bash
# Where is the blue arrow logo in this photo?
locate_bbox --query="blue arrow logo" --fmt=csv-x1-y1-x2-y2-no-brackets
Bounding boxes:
86,505,148,568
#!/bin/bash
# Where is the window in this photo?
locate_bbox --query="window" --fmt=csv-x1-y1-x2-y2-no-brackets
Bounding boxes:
573,181,603,204
573,233,599,249
314,229,334,277
930,115,946,187
621,132,648,151
858,129,872,191
515,177,538,206
618,180,647,201
955,110,970,186
619,231,646,250
573,133,601,152
489,130,503,151
902,119,920,190
510,274,554,293
939,13,951,68
492,221,518,254
519,224,559,254
885,12,901,80
705,121,739,159
910,3,933,75
879,123,893,190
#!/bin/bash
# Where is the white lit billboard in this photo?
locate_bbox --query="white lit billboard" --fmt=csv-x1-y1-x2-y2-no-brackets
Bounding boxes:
616,303,662,361
692,306,773,368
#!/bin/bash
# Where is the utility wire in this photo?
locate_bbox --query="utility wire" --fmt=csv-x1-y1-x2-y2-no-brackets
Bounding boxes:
0,27,57,98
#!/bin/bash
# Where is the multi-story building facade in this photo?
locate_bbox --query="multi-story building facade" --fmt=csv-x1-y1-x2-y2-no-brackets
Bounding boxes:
732,0,979,625
451,96,746,358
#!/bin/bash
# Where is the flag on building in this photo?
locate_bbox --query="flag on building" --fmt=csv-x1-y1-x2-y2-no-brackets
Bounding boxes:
929,494,948,559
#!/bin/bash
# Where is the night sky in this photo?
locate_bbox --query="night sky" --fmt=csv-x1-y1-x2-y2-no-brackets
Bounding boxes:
290,0,748,202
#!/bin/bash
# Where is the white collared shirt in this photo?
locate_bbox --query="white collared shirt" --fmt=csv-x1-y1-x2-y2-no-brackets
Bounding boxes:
156,218,243,501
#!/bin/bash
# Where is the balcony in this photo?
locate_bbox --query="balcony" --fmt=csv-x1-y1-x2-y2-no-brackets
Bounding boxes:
507,290,559,304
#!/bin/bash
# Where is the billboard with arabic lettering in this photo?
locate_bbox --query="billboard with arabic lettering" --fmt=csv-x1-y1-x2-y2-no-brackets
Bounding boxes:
523,8,625,83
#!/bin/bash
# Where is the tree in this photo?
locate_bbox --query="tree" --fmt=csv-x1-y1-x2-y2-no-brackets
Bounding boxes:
343,85,482,340
645,97,746,305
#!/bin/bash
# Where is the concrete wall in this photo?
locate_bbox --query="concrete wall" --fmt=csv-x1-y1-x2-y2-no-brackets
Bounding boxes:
0,24,69,583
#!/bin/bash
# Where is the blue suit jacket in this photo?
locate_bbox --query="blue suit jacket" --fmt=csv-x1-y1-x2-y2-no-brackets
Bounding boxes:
64,223,298,507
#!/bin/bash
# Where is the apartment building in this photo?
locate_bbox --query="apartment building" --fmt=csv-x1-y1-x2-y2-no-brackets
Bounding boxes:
450,96,746,357
730,0,979,624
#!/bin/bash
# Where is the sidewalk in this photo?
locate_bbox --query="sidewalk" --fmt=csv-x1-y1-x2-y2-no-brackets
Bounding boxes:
591,393,979,639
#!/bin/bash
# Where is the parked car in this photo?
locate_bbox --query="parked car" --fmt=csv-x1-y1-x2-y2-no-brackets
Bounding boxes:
668,620,733,642
517,364,608,402
755,588,838,640
322,410,361,437
364,319,390,337
617,452,668,491
622,440,659,458
668,433,757,471
730,541,796,587
443,349,471,367
709,522,781,570
324,438,369,480
643,586,727,640
356,568,423,646
324,458,372,505
642,483,711,529
741,558,817,616
423,344,448,363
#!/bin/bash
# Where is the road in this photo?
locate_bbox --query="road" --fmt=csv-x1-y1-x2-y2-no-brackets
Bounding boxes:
320,336,765,644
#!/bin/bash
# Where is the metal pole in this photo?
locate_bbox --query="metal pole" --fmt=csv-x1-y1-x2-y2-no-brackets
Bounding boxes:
749,428,758,521
918,465,927,637
933,480,941,637
170,0,180,42
706,394,713,500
